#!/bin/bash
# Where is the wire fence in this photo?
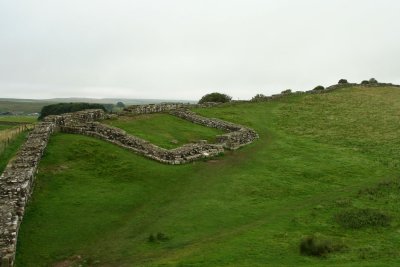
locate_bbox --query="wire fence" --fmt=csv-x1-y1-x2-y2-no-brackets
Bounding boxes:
0,124,35,155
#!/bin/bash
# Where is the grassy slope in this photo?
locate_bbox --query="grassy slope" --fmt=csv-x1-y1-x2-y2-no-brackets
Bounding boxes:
16,86,400,266
103,114,223,149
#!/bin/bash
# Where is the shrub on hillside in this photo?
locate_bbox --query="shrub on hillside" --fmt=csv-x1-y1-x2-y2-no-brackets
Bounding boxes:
198,92,232,104
338,79,348,84
39,102,107,120
313,85,325,91
116,101,125,108
251,94,268,102
361,80,370,85
281,89,292,94
369,78,378,84
300,235,344,257
335,208,390,229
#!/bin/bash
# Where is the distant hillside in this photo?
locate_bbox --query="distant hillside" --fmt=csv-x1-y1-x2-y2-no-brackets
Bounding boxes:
0,98,196,114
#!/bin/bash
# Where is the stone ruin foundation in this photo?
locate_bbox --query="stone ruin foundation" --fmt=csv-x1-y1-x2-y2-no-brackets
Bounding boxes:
0,106,258,266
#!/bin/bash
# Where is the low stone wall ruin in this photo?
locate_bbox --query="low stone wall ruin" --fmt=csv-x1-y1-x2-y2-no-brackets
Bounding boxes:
0,104,259,266
170,110,258,150
44,109,106,127
0,121,55,267
123,102,219,115
60,122,224,164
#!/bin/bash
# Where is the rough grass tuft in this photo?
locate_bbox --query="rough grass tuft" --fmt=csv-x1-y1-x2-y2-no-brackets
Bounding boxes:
335,208,390,229
300,235,344,257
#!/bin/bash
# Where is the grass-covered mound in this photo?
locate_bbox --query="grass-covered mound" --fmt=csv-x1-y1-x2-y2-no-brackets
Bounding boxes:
16,85,400,266
103,114,224,149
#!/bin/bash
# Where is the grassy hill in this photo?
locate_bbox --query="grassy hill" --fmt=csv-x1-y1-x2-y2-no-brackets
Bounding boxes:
15,85,400,266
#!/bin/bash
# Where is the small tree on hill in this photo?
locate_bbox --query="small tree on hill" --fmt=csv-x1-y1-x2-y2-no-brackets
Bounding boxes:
361,80,369,85
281,89,292,94
369,78,378,84
116,101,125,108
198,92,232,104
338,79,348,84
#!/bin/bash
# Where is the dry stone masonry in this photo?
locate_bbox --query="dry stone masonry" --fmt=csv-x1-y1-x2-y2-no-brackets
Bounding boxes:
0,122,55,267
123,102,219,115
170,109,258,149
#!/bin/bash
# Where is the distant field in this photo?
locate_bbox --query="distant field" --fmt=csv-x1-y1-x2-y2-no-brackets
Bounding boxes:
16,86,400,266
0,100,53,114
103,114,224,149
0,116,38,123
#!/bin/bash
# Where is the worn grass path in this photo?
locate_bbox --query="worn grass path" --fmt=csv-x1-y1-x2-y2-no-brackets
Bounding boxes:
16,86,400,266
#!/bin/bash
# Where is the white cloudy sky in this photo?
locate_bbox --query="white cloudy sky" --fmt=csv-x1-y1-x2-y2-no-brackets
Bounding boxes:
0,0,399,100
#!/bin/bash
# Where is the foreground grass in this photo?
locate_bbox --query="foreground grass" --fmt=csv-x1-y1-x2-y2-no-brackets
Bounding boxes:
103,114,223,149
16,86,400,266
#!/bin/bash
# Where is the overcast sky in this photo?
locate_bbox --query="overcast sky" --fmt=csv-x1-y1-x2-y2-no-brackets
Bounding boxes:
0,0,399,100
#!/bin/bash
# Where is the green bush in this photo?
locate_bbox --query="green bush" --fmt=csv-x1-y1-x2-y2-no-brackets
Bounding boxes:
39,103,107,120
338,79,348,84
361,80,369,85
116,102,125,108
300,235,342,257
369,78,378,84
281,89,292,94
335,208,390,229
313,85,325,91
251,94,268,102
198,92,232,104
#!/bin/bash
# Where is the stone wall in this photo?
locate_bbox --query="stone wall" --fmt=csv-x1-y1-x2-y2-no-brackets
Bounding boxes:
123,102,219,115
0,121,55,267
44,109,105,127
170,110,258,150
60,122,224,164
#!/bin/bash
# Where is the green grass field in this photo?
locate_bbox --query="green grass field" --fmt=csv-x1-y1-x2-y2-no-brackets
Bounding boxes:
103,114,224,149
15,86,400,266
0,116,38,123
0,100,52,114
